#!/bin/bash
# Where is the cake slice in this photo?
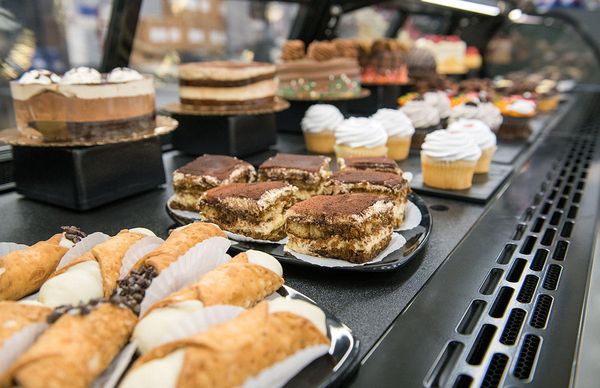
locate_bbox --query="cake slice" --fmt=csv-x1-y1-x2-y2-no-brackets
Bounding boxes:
198,181,298,241
337,156,402,175
285,193,394,263
323,170,410,228
171,155,256,211
258,153,331,199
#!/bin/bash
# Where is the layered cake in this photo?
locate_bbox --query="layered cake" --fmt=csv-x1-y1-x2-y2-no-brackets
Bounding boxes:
358,38,408,85
323,170,410,228
337,156,402,175
277,40,361,99
10,67,155,142
198,181,299,241
258,153,331,200
171,154,256,211
178,61,277,108
415,35,467,75
285,193,394,263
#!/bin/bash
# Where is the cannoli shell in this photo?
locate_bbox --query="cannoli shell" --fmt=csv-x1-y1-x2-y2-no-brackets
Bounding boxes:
0,301,50,347
144,252,284,315
133,302,329,388
7,303,136,388
51,230,145,297
0,235,67,301
132,223,226,273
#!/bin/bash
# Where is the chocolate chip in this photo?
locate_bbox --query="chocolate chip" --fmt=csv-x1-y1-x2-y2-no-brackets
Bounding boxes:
61,226,87,243
47,310,63,324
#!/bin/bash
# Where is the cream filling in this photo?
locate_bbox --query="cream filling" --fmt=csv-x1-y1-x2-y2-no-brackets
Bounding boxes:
288,227,391,255
119,349,184,388
10,77,154,100
38,261,103,308
59,233,75,249
130,228,156,237
179,63,275,81
267,299,327,335
172,193,202,209
245,250,283,277
179,80,276,101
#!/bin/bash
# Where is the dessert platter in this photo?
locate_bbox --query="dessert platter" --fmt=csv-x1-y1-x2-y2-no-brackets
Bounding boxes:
0,223,359,387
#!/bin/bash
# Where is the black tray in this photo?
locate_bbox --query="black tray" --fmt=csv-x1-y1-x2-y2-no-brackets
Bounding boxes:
166,192,431,272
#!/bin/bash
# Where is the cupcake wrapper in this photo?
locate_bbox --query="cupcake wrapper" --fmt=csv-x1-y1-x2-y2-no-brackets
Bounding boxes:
0,242,29,257
119,236,166,279
225,231,287,245
334,144,388,158
475,146,496,174
396,201,422,231
303,131,335,154
0,322,48,375
92,341,138,388
387,135,412,161
56,232,111,270
421,155,477,190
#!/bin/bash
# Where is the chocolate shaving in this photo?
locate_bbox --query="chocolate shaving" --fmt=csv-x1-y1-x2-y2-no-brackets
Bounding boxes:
115,265,158,315
46,297,109,324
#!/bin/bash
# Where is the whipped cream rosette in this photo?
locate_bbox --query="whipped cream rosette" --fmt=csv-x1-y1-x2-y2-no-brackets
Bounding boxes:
401,98,440,150
448,119,497,173
301,104,344,154
372,108,415,160
334,117,388,158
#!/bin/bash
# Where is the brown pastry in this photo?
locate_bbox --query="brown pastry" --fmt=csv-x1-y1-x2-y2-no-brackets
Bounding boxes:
307,41,338,62
337,156,403,174
0,302,50,347
280,40,305,61
333,39,359,59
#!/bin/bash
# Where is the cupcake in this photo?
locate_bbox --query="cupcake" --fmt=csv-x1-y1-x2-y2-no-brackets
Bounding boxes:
478,100,503,131
371,108,415,161
301,104,344,154
448,119,497,173
401,98,440,150
424,90,452,127
496,98,536,140
421,130,481,190
449,99,502,132
334,117,388,158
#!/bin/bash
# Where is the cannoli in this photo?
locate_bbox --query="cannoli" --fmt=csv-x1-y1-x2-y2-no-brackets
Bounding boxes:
133,250,284,353
38,228,154,308
0,301,50,347
121,299,329,388
5,302,136,388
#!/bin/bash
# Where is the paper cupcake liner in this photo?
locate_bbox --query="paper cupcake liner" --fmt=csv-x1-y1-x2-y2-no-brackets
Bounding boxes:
421,155,477,190
92,342,138,388
285,233,406,268
0,322,48,375
225,231,287,245
396,201,422,231
139,236,232,315
56,232,111,270
303,131,335,154
334,144,388,158
242,344,330,388
475,146,496,174
387,135,411,161
0,242,29,257
119,236,165,279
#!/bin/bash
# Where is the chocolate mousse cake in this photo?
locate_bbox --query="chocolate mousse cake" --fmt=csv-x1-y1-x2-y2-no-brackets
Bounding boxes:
285,193,394,263
178,61,277,108
171,154,256,211
337,156,402,175
10,67,155,142
198,181,299,241
323,170,410,228
258,153,331,200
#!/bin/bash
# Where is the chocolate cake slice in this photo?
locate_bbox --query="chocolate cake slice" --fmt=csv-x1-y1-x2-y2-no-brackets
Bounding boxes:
285,193,394,263
258,153,331,199
198,181,298,241
337,156,402,175
171,155,256,211
323,170,410,228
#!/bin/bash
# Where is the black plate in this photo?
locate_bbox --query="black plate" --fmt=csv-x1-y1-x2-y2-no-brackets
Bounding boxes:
166,192,432,272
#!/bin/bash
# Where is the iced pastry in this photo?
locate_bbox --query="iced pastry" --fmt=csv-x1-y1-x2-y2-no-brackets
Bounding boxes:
121,300,329,388
300,104,344,154
478,101,503,131
496,98,536,140
371,108,415,160
424,90,452,127
406,47,437,82
401,98,440,150
450,100,502,132
420,129,481,190
448,119,497,173
334,117,388,158
133,250,284,353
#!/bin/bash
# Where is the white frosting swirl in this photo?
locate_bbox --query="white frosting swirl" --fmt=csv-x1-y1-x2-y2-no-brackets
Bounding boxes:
18,69,61,85
371,108,415,138
448,119,496,150
449,102,480,123
478,102,503,130
335,117,388,148
301,104,344,133
421,129,482,161
61,67,102,84
507,99,536,115
424,91,452,119
107,67,144,83
401,99,440,129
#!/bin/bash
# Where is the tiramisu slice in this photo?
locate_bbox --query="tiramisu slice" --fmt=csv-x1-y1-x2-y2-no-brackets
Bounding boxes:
337,156,402,175
258,153,331,199
171,155,256,211
199,181,299,241
323,170,410,228
285,193,394,263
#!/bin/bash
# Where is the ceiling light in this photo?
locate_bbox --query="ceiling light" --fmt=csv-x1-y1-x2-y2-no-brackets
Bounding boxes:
421,0,501,16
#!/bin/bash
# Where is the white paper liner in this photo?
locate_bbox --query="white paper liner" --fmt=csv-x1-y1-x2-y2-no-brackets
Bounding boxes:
56,232,110,270
402,171,413,183
285,233,406,268
0,242,29,257
93,341,137,388
242,344,330,388
119,236,165,279
395,201,422,232
139,237,232,316
225,231,287,245
0,322,48,375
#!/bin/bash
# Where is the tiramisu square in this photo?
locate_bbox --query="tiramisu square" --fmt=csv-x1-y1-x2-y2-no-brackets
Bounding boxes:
337,156,402,175
198,181,298,241
258,153,331,200
323,170,410,228
285,193,394,263
171,155,256,211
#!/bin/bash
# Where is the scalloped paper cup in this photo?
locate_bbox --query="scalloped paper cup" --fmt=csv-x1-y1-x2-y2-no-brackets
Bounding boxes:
387,135,412,161
119,236,165,279
92,342,137,388
303,130,335,154
0,322,48,375
0,242,29,257
475,146,496,174
421,154,477,190
334,144,388,158
56,232,110,270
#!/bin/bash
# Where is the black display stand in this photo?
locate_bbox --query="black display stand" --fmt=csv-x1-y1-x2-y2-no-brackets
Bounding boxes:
12,137,165,210
276,100,349,134
347,84,411,116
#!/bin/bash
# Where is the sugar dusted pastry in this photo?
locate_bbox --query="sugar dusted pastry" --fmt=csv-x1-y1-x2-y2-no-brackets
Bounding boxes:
337,156,402,175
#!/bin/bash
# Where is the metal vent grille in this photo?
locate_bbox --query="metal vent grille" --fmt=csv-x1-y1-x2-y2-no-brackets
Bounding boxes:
0,160,13,189
513,335,541,380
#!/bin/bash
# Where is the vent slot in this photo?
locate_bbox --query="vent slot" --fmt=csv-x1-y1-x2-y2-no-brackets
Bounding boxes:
573,192,582,203
556,196,567,209
506,259,526,283
480,269,503,295
541,228,556,246
481,353,509,388
496,244,516,265
577,181,585,190
425,341,465,388
530,295,553,329
499,308,526,346
553,240,569,261
512,224,526,240
567,205,578,219
451,375,473,388
520,236,536,255
540,201,551,215
521,206,535,222
517,275,539,304
549,211,562,226
489,287,514,318
457,300,487,335
513,335,541,380
548,188,558,200
561,221,574,238
466,324,497,365
543,264,562,291
530,249,548,271
562,185,571,196
531,217,544,233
